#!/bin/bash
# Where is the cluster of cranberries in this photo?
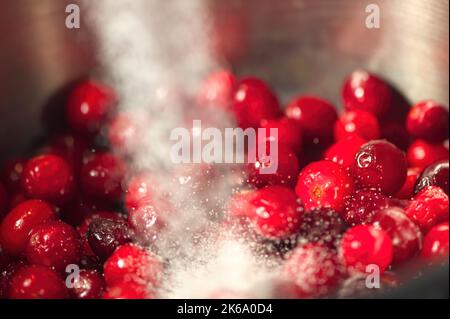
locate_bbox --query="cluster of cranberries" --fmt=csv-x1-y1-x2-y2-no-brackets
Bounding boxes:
0,70,448,299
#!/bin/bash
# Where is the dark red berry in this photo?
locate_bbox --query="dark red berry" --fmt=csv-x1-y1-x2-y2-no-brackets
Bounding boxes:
353,140,407,195
0,183,8,221
324,136,366,171
395,167,421,199
66,80,117,135
0,199,56,255
246,142,299,188
406,101,449,143
295,160,354,213
340,224,393,274
87,217,131,261
415,160,449,196
242,186,303,240
62,194,115,226
198,70,237,109
80,152,127,201
102,281,150,299
232,77,281,129
298,208,347,248
342,70,392,118
260,117,303,154
380,121,411,151
9,265,68,299
421,222,449,260
286,96,338,147
334,110,380,141
342,189,389,226
1,158,26,192
103,244,162,288
283,243,343,298
406,140,449,169
0,261,25,299
26,220,81,272
21,154,75,205
69,269,105,299
372,207,422,263
405,186,449,232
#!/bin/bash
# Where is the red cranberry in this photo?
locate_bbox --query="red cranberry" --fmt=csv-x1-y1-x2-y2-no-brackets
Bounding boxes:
324,136,366,171
260,117,303,154
406,101,449,143
232,77,281,128
243,186,303,240
87,217,131,261
421,222,449,260
246,142,299,188
103,244,162,287
9,265,67,299
406,139,449,169
26,221,81,272
342,70,392,118
295,160,354,213
21,154,75,205
0,261,25,299
107,112,150,155
128,205,166,245
66,80,117,135
298,208,347,248
283,243,343,298
69,269,105,299
0,199,56,255
286,96,338,147
197,70,237,109
80,152,127,201
1,158,26,192
415,160,449,196
372,207,422,263
353,140,407,195
340,225,393,273
334,110,380,141
405,186,449,232
395,167,422,199
102,281,150,299
0,183,8,220
342,189,389,226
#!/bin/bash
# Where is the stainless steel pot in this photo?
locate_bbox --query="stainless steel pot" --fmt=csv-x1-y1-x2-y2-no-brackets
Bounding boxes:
0,0,448,298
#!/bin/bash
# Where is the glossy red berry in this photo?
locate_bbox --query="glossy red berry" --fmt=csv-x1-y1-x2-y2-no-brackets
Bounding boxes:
286,96,338,147
283,243,343,298
9,265,68,299
342,189,389,226
395,167,421,199
342,70,392,118
26,221,81,271
243,186,303,240
324,136,366,171
334,110,380,141
421,222,449,260
87,217,131,261
295,160,354,213
340,225,393,273
80,152,127,201
21,154,75,205
198,70,237,109
102,281,150,299
298,208,346,248
372,207,422,263
260,117,303,154
405,186,449,232
69,269,105,299
0,199,56,255
0,261,25,299
232,77,281,129
103,244,162,288
415,160,449,196
353,140,407,195
66,80,117,135
246,142,299,188
406,101,449,143
406,140,449,169
1,158,26,192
